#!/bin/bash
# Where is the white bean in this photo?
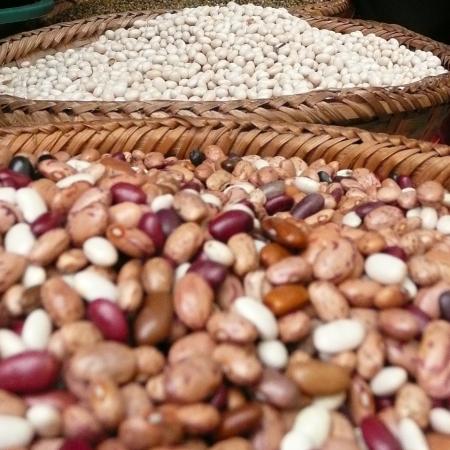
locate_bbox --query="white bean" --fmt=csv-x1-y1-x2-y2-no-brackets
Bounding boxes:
5,223,36,256
430,408,450,435
257,339,288,369
22,309,52,350
26,404,62,438
370,366,408,396
313,319,365,354
293,405,331,447
398,418,429,450
83,236,118,267
0,415,34,449
364,253,407,285
0,330,26,358
73,270,118,302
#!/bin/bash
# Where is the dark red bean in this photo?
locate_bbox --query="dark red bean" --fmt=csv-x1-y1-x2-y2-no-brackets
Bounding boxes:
361,416,402,450
110,182,146,204
208,210,253,242
0,351,60,394
330,186,343,203
60,438,94,450
439,290,450,321
87,299,129,343
10,320,24,335
397,175,414,189
239,199,255,212
156,208,182,237
291,193,324,220
0,169,31,188
111,152,126,161
188,260,228,289
265,194,294,215
25,390,77,410
210,385,228,410
431,397,446,408
37,154,55,163
30,211,64,237
333,175,355,182
406,305,430,332
193,251,210,264
354,201,384,218
382,246,407,262
261,180,285,200
375,396,394,411
182,180,202,192
138,212,165,251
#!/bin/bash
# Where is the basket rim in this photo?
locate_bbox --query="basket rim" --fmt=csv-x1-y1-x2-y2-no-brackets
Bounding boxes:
0,9,449,125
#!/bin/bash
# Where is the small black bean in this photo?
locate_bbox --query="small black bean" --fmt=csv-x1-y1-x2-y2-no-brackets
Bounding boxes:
189,149,206,166
318,171,332,183
8,156,34,177
439,291,450,321
37,154,55,163
221,156,241,173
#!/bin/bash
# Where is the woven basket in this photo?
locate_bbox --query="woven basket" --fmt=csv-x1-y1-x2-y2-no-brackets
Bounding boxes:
1,116,450,188
0,11,449,139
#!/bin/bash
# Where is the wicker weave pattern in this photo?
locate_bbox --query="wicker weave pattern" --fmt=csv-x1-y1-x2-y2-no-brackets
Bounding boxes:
0,11,449,138
1,117,450,187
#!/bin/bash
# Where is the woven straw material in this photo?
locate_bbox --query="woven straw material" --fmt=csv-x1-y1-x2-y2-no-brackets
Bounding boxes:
0,11,449,138
1,116,450,188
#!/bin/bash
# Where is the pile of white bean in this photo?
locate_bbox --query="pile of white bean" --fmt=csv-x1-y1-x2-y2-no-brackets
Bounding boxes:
0,2,446,101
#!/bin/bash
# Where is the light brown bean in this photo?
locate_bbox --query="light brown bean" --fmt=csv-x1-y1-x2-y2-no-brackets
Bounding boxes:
395,383,431,428
207,311,258,344
309,281,350,321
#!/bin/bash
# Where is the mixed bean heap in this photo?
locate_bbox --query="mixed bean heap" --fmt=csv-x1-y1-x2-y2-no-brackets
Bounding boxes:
0,3,446,102
0,143,450,450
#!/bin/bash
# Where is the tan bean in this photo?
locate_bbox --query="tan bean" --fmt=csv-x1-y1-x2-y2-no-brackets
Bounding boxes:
117,259,142,284
217,274,244,310
309,281,349,321
164,222,204,264
63,404,104,443
427,433,450,450
141,257,174,294
209,438,252,450
168,332,216,364
106,225,155,258
109,202,143,228
0,252,26,293
56,249,88,273
145,374,166,403
329,412,356,441
415,282,450,319
121,383,153,418
0,390,26,416
356,330,385,380
41,277,84,326
118,278,143,312
30,439,64,450
174,273,213,330
356,231,386,255
173,191,208,222
417,321,450,398
0,202,20,234
176,403,221,435
408,255,441,286
134,346,165,381
164,355,222,403
96,439,128,450
364,205,404,231
350,375,375,425
88,376,124,429
251,405,285,450
67,202,109,245
51,182,91,214
378,309,420,341
330,351,357,372
416,180,444,205
228,233,258,277
30,179,58,208
395,383,431,428
38,159,76,181
374,285,407,309
243,270,266,300
266,256,311,285
213,344,262,386
60,321,103,355
385,338,419,377
397,188,417,209
321,438,360,450
349,308,379,331
118,417,163,450
278,310,311,343
207,311,258,344
70,187,111,213
69,341,136,385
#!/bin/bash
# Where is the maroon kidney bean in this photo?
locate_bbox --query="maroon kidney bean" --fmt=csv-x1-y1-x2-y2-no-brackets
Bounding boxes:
182,180,203,192
209,210,253,242
31,211,64,237
375,396,394,411
111,182,146,204
382,246,407,262
111,152,126,161
25,390,77,410
239,199,255,212
396,175,414,189
439,291,450,321
354,201,384,218
156,208,182,237
138,212,165,251
60,438,94,450
261,181,285,199
0,351,60,394
431,397,447,408
87,299,129,343
188,260,228,289
0,169,31,188
10,320,24,334
265,195,294,215
361,416,402,450
406,305,430,331
210,385,228,410
291,193,324,220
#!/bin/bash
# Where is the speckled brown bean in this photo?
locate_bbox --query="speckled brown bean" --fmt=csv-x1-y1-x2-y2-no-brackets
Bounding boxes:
356,331,385,380
228,233,258,277
96,439,128,450
385,339,419,377
120,383,153,418
416,181,444,205
356,231,386,255
174,273,213,330
67,202,109,245
141,258,173,294
176,403,221,435
51,182,92,214
379,309,421,341
0,252,26,293
62,404,104,443
207,312,258,344
168,332,216,365
287,361,350,396
29,228,70,266
339,279,380,307
106,225,155,258
134,292,173,345
0,390,27,416
278,311,312,343
374,286,407,309
309,281,350,321
350,376,375,425
118,417,163,450
217,403,263,440
417,321,450,398
213,344,262,386
118,278,143,313
117,259,142,284
164,355,222,403
0,202,20,234
56,249,88,273
41,277,85,326
173,191,208,222
251,405,285,450
408,255,441,286
88,376,124,429
109,202,144,228
266,256,312,285
38,159,76,181
163,222,203,264
260,243,291,267
395,383,431,428
364,206,404,231
263,284,309,316
134,346,165,381
217,274,244,310
210,438,253,450
329,412,357,441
